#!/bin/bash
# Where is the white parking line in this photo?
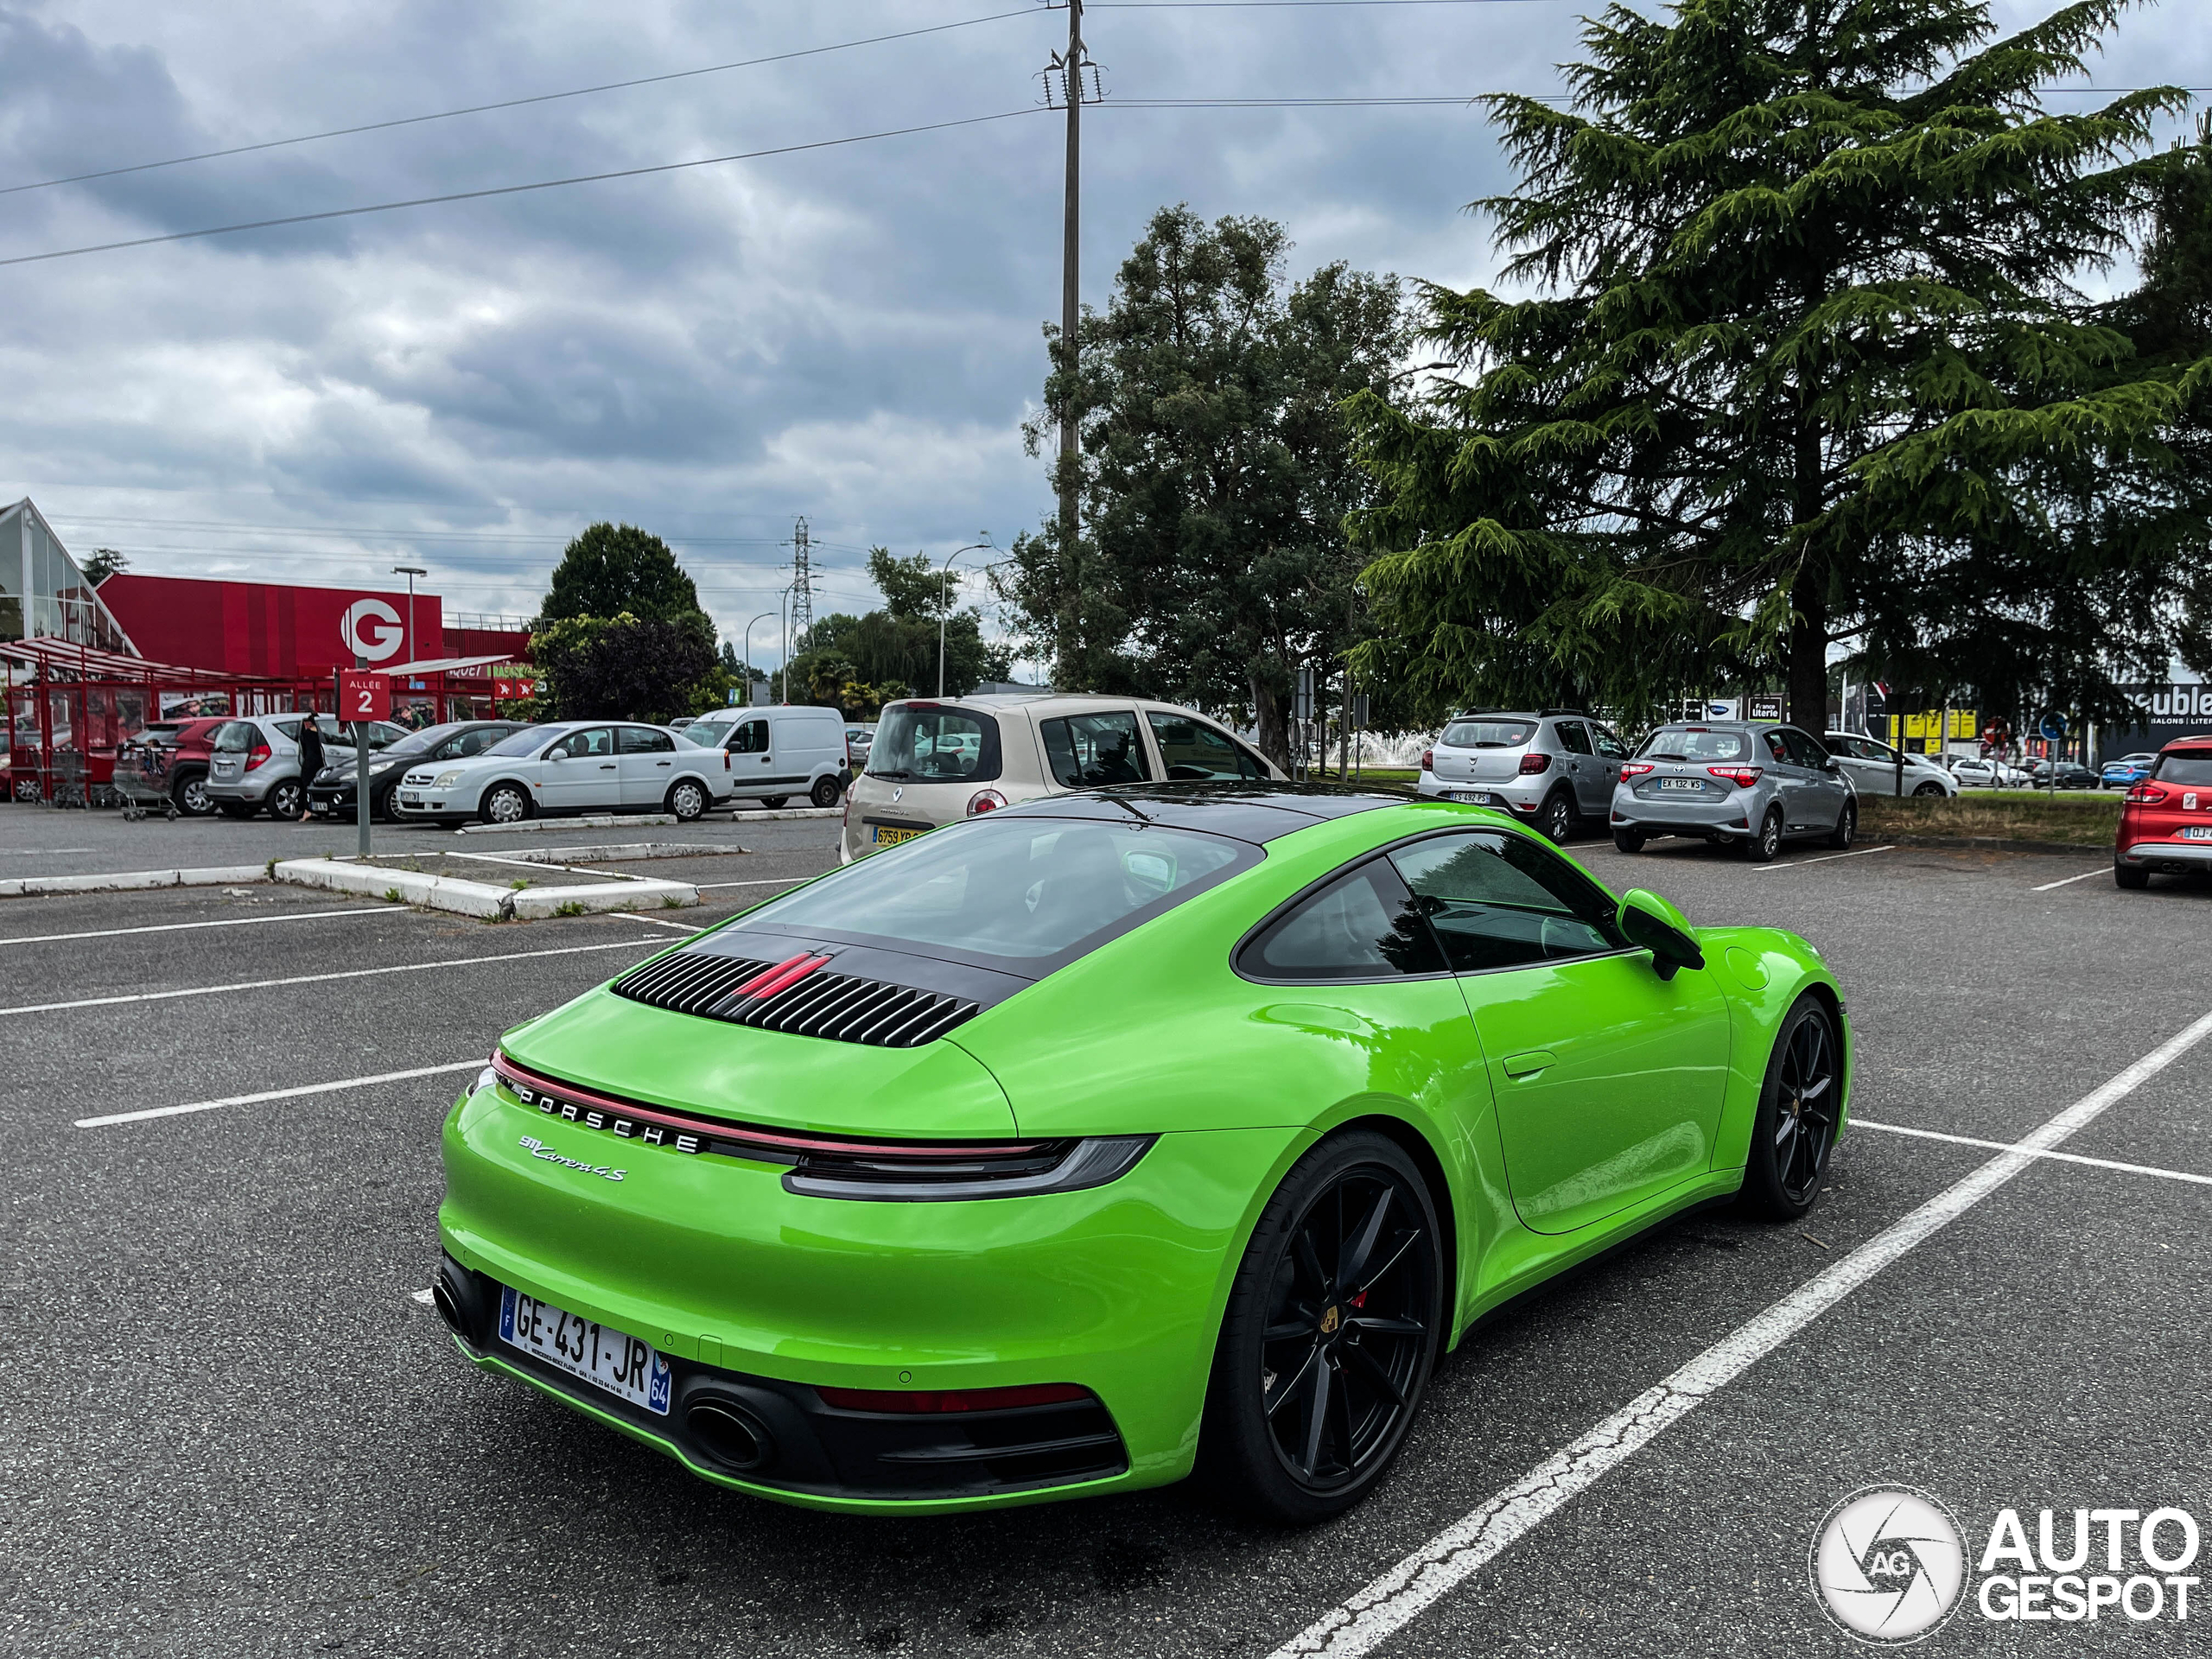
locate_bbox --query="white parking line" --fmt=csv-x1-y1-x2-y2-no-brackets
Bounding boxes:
1850,1117,2212,1187
75,1059,484,1129
2031,868,2107,892
0,938,658,1017
607,913,702,932
1749,844,1893,871
1266,1007,2212,1659
445,849,649,884
0,906,404,947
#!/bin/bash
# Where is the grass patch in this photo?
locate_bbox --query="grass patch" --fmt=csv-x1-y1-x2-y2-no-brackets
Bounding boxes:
662,895,685,908
508,877,533,890
383,887,404,903
1859,790,2119,846
553,900,587,917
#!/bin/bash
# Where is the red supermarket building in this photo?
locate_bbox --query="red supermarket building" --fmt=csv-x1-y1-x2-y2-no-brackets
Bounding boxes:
3,496,533,800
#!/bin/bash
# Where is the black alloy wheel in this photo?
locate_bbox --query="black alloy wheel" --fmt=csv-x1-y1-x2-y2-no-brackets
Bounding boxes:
1741,806,1783,862
1199,1130,1442,1524
1742,998,1840,1219
266,779,305,820
1827,798,1856,849
1541,790,1575,843
810,774,842,809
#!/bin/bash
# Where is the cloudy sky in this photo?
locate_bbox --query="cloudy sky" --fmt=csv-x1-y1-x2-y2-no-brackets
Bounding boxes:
3,0,2205,674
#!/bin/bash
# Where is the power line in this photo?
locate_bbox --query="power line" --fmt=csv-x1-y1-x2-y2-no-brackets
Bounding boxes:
0,109,1039,270
0,10,1041,200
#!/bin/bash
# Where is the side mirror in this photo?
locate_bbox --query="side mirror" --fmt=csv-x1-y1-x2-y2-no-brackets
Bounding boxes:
1821,756,1840,774
1617,888,1705,982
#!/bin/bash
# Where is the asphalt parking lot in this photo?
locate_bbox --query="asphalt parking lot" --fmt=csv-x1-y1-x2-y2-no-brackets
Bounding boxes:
4,817,2209,1657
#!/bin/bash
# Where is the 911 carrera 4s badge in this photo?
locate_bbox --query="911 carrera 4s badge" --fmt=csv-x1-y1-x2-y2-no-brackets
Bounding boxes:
517,1135,626,1181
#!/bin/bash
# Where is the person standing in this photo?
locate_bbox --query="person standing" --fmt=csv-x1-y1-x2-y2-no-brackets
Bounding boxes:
296,712,325,822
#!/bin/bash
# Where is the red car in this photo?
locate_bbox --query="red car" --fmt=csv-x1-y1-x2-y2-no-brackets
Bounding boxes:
2115,734,2212,889
117,717,231,817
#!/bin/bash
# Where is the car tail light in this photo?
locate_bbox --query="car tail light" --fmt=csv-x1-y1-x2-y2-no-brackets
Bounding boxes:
967,788,1007,816
1708,766,1764,788
1420,748,1433,772
817,1382,1092,1414
245,741,272,771
2126,784,2169,805
1519,753,1551,774
1620,762,1655,779
842,785,853,830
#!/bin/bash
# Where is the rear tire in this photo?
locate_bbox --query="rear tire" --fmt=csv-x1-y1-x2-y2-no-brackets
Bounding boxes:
809,774,842,809
1539,790,1575,843
481,782,531,825
266,780,305,820
218,803,257,819
1197,1129,1443,1526
1826,798,1856,849
1612,828,1646,854
1912,781,1943,797
171,772,214,817
1740,807,1783,862
2114,861,2150,891
1739,997,1840,1221
760,796,789,810
666,779,708,823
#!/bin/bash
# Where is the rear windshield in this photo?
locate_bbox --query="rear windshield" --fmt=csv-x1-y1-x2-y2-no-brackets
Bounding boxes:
868,705,1001,784
481,724,562,759
741,815,1254,971
1441,719,1535,749
212,721,255,753
1637,727,1752,762
683,719,735,749
2152,750,2212,785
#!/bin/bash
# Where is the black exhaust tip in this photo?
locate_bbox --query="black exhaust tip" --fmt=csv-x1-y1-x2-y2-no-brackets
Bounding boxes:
430,1276,466,1335
434,1255,490,1344
684,1397,776,1473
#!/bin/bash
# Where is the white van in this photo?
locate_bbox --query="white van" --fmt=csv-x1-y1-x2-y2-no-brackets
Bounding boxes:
682,705,849,809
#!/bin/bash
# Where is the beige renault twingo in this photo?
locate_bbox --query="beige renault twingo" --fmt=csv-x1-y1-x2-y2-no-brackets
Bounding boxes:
838,693,1287,862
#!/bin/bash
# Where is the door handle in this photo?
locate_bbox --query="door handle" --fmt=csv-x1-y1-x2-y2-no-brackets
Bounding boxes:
598,763,616,770
656,760,671,767
1503,1050,1555,1078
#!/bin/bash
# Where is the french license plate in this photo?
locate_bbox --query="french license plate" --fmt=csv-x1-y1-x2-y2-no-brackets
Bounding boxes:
498,1285,671,1414
1658,779,1705,792
871,824,922,847
1450,791,1494,805
2182,826,2212,842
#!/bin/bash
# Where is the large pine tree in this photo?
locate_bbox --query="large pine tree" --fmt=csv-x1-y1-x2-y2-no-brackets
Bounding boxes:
1347,0,2212,728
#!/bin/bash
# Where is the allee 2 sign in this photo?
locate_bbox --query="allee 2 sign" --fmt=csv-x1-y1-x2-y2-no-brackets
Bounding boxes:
338,670,391,721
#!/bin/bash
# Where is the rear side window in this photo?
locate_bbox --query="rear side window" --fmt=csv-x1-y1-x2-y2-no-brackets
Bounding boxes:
1555,721,1593,755
1441,719,1534,749
871,705,1001,783
1783,729,1831,766
1637,727,1751,762
272,719,303,741
2153,750,2212,785
1147,711,1263,780
1239,861,1445,981
1390,830,1621,973
1591,725,1629,760
620,727,675,753
1040,710,1151,787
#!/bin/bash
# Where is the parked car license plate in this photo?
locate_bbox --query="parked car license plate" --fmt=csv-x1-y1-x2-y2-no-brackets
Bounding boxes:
498,1285,671,1414
1658,779,1705,791
870,824,922,847
2182,826,2212,841
1449,791,1494,805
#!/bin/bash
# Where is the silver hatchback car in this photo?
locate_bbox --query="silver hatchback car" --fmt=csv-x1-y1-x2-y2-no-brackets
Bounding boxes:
1609,721,1857,861
1416,709,1631,842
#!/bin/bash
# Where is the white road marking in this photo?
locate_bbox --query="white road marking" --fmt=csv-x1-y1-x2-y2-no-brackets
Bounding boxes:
75,1060,485,1129
444,848,648,883
1266,1007,2212,1659
0,847,95,855
0,938,658,1017
0,905,404,947
410,1288,436,1307
607,912,702,932
693,876,809,891
2031,867,2107,892
1749,844,1893,871
1850,1117,2212,1187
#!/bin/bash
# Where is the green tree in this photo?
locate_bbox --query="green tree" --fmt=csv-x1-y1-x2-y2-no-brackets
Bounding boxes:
1007,206,1413,764
541,523,712,633
80,549,128,586
532,613,717,723
1346,0,2212,732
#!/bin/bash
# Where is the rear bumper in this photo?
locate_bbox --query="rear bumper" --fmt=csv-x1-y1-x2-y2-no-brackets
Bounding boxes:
1609,788,1754,836
2118,840,2212,871
1416,775,1548,813
437,1074,1297,1512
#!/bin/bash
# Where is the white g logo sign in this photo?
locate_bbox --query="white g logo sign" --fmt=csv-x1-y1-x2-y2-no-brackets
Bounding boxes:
340,598,406,664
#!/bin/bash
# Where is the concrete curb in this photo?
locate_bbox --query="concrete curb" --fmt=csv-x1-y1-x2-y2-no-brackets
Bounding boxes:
454,806,835,835
0,864,269,899
272,857,698,919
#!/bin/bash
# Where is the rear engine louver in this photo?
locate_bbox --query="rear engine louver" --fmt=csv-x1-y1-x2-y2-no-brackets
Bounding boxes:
612,950,980,1049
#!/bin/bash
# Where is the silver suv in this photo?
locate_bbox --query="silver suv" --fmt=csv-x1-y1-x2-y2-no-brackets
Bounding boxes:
1610,721,1856,861
1416,709,1631,842
205,714,407,820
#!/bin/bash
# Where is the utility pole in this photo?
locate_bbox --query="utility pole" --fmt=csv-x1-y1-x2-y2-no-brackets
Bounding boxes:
790,517,813,655
1046,2,1098,672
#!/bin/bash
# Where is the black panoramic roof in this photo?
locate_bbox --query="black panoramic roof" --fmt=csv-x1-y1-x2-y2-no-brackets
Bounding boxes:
1001,781,1415,843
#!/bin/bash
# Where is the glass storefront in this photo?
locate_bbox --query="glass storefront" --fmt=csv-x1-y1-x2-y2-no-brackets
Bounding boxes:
2,498,135,652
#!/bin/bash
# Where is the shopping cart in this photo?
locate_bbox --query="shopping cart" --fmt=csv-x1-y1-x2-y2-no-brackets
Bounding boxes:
112,737,180,821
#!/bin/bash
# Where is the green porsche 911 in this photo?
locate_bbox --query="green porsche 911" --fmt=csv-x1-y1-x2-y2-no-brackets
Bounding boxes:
435,785,1848,1522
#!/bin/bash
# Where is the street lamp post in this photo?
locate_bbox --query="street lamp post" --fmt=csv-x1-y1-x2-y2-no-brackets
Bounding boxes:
392,565,428,665
937,540,997,698
742,609,780,708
